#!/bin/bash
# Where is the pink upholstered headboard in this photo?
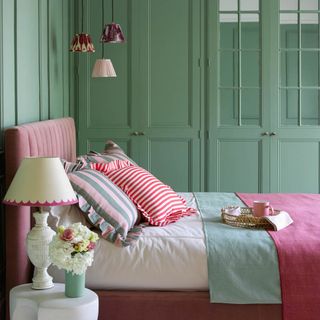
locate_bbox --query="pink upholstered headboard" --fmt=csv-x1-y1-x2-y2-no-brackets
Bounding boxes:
4,117,76,305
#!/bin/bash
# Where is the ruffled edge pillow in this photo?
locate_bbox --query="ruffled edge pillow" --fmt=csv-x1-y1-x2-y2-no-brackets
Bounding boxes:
68,169,142,247
91,161,197,227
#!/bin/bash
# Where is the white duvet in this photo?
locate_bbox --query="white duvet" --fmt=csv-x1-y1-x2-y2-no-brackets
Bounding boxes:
50,193,208,290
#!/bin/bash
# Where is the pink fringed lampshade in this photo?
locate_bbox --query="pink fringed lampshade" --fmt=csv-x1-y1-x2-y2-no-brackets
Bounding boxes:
70,33,95,53
100,23,125,43
92,59,117,78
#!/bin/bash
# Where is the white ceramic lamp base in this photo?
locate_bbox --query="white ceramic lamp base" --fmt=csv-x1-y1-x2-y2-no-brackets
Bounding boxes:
27,211,55,290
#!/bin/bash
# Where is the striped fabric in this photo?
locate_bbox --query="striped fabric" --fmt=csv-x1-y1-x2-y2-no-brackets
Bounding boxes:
61,158,85,173
104,140,136,164
91,161,197,226
68,169,142,247
81,140,137,166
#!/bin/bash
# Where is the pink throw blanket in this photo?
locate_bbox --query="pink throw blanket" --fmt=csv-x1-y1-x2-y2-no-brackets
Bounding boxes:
237,193,320,320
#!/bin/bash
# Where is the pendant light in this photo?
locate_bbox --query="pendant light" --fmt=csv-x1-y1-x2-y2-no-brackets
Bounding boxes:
100,0,125,43
70,0,95,53
92,0,116,77
92,59,116,77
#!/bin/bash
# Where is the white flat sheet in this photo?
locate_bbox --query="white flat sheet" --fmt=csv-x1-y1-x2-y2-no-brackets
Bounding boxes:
50,193,208,290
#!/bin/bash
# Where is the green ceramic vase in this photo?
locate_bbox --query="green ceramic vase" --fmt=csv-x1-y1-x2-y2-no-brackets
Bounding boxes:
65,270,86,298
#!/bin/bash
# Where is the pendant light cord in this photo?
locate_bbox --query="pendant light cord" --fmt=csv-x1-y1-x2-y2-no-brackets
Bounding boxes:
102,0,105,58
81,0,84,32
112,0,114,22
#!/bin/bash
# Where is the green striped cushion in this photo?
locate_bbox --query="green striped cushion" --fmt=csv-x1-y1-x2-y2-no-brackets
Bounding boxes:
60,158,85,173
68,169,142,247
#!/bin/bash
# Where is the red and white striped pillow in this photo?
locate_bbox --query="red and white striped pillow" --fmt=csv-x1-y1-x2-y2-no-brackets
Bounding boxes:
91,161,196,226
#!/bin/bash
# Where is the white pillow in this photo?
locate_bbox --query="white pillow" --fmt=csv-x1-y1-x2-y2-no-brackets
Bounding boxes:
46,205,89,230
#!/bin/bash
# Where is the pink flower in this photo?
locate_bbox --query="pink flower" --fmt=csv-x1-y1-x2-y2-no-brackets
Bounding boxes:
60,228,74,241
87,241,96,251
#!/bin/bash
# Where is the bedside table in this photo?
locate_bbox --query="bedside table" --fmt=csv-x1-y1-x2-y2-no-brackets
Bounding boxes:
10,283,99,320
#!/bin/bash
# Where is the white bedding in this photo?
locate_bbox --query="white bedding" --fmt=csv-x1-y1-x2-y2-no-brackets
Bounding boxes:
50,193,209,290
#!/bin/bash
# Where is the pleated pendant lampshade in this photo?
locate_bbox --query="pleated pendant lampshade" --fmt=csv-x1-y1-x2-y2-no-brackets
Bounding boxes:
92,59,116,77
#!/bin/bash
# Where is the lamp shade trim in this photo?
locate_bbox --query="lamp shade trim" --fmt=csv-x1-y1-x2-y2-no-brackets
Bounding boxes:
3,157,78,207
3,199,78,207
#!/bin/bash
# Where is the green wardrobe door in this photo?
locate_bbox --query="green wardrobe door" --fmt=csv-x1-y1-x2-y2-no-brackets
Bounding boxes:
77,0,202,192
133,0,202,192
207,0,270,192
270,0,320,193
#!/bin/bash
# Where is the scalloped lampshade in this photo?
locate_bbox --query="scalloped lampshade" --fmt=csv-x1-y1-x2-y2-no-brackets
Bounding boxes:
100,23,125,43
92,59,116,78
70,33,95,53
3,157,78,206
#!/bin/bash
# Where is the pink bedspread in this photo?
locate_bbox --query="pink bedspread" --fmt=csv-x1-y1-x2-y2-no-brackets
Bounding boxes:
237,193,320,320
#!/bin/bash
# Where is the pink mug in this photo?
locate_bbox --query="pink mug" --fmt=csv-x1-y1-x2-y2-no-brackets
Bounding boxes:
252,201,274,217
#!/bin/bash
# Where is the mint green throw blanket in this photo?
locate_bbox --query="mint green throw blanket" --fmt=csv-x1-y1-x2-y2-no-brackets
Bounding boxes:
194,192,281,304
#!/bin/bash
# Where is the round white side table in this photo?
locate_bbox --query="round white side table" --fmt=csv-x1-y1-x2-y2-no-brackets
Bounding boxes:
10,283,99,320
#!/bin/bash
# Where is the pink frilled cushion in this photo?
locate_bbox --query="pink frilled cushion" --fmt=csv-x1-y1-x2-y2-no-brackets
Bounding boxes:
90,161,197,227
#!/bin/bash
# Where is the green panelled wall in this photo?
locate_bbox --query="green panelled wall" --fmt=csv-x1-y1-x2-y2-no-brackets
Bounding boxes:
0,0,73,317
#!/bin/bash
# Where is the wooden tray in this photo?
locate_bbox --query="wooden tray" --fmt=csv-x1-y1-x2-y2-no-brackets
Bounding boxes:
221,206,273,230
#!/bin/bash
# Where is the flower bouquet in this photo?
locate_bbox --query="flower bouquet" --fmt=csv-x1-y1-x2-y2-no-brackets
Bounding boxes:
49,222,99,275
49,222,99,297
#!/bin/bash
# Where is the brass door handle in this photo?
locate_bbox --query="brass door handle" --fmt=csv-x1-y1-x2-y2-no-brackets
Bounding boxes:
269,132,277,136
131,131,145,136
261,132,269,136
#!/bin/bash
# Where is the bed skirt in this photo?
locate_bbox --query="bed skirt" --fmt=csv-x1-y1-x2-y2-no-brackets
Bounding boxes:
96,290,282,320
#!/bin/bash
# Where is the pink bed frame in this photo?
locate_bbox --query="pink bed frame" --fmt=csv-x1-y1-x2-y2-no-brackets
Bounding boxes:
4,117,282,320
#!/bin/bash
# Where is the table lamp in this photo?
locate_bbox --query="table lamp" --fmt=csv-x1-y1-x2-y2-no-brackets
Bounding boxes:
3,157,78,289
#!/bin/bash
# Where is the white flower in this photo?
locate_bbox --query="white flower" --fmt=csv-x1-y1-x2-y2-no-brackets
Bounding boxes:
49,223,99,275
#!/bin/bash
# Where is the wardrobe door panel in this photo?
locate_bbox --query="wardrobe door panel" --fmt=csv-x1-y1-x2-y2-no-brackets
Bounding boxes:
207,0,269,192
278,140,320,193
137,0,202,191
217,139,262,192
148,138,196,192
271,0,320,192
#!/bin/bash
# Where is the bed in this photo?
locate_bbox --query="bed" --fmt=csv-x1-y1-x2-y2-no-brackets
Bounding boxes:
3,117,293,320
